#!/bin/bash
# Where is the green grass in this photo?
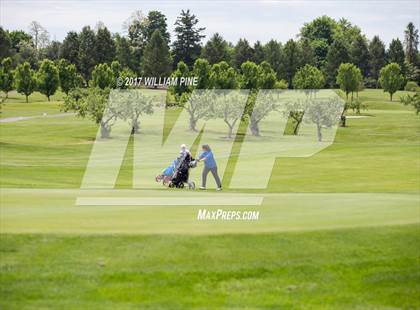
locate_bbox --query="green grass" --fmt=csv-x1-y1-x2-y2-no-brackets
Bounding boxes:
1,225,419,309
0,89,419,308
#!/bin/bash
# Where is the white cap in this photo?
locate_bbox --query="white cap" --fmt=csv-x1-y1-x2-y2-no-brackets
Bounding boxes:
180,144,187,149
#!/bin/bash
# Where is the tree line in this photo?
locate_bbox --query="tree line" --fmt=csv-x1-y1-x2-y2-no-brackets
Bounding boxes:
1,12,419,88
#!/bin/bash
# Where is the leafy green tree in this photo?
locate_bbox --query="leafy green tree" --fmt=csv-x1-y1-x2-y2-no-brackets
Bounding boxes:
369,35,386,87
209,61,238,89
379,63,404,101
310,39,329,68
145,11,170,45
404,22,419,64
59,31,79,65
252,41,265,64
282,39,303,87
95,26,116,64
387,39,405,68
233,38,254,69
0,27,12,59
0,57,14,98
42,41,61,60
172,9,205,67
115,34,134,71
142,30,172,77
58,59,82,95
300,39,315,66
336,63,363,100
91,63,114,89
240,61,259,90
400,92,420,114
201,33,230,65
289,64,325,135
325,39,350,87
193,58,211,89
171,61,191,101
78,26,97,80
8,30,32,53
300,16,338,45
350,35,370,77
247,61,278,136
64,87,114,138
14,62,37,102
263,40,284,80
293,64,325,89
37,59,59,101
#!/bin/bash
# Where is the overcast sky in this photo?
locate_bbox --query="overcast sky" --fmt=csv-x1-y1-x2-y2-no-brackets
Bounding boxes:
1,0,419,46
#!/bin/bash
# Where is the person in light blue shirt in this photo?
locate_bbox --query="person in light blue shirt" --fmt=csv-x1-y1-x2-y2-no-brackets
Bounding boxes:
197,144,222,190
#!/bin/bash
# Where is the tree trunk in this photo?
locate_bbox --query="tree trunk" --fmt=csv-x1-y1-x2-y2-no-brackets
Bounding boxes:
189,116,197,132
293,120,301,135
47,95,50,101
25,95,28,103
100,122,111,138
249,119,260,136
131,119,140,134
390,93,393,101
317,123,322,142
227,125,233,139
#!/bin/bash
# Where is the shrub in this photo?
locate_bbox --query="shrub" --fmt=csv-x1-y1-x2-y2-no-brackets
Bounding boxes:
404,81,420,92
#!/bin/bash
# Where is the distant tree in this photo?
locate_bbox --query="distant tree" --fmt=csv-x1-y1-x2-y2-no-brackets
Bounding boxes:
247,61,278,136
192,58,211,89
387,38,405,68
42,41,61,60
15,41,38,68
252,41,265,64
209,61,238,89
300,16,338,67
95,26,116,64
404,60,420,82
0,27,12,59
201,33,230,64
369,35,386,87
28,21,49,50
404,22,419,64
325,39,350,87
289,64,325,135
78,26,97,80
14,62,37,102
124,10,146,72
171,61,191,101
400,92,420,114
240,61,259,90
0,57,14,98
8,30,32,54
233,38,254,69
379,63,404,101
114,34,134,71
37,59,59,101
144,11,170,44
59,31,79,65
172,9,205,67
91,63,114,89
282,39,303,87
336,63,363,100
300,15,337,45
142,30,172,77
300,39,315,66
263,40,284,79
58,59,82,94
293,64,325,90
350,35,370,77
64,87,114,138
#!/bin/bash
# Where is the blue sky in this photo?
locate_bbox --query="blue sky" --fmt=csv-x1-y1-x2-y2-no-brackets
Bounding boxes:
1,0,419,45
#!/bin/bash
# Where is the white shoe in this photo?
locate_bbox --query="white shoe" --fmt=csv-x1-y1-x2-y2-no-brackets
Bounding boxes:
216,187,222,191
199,187,206,190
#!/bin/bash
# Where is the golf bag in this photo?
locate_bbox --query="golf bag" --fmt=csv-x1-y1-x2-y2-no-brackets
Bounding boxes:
169,152,196,189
